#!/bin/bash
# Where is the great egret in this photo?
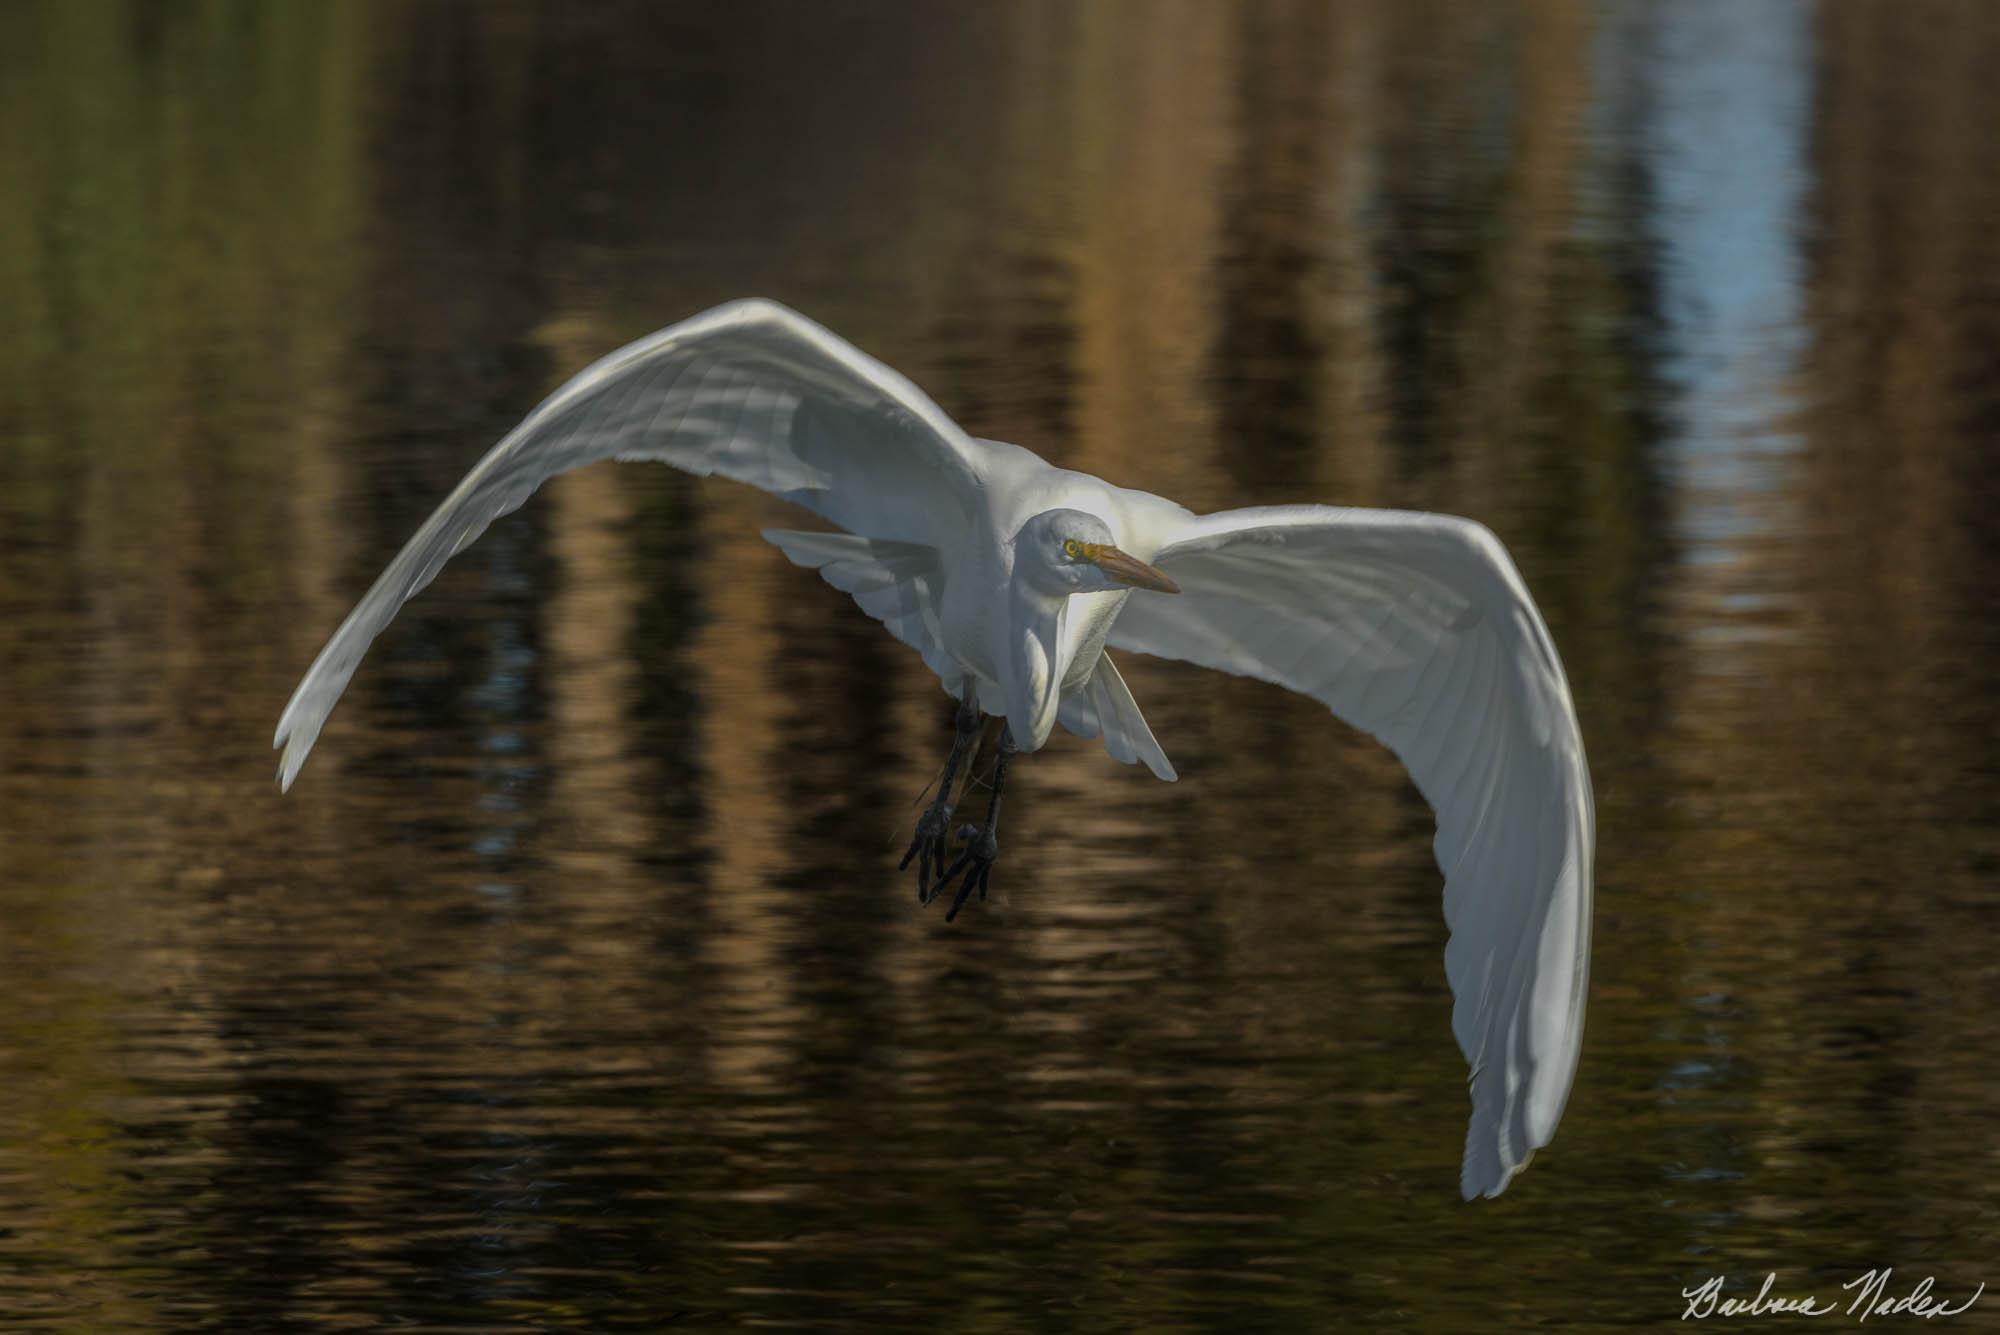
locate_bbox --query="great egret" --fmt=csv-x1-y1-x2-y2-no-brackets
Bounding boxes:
275,298,1594,1199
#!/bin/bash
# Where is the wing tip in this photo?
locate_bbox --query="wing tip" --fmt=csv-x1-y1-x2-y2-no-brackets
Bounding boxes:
1460,1148,1532,1201
272,705,323,794
1461,1095,1542,1200
274,738,304,793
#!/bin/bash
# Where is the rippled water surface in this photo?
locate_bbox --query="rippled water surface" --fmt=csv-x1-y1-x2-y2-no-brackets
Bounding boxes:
4,2,1999,1330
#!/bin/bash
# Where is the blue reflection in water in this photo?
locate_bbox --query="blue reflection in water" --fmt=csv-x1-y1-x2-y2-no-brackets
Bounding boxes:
1646,0,1814,579
469,536,542,875
1598,0,1814,1246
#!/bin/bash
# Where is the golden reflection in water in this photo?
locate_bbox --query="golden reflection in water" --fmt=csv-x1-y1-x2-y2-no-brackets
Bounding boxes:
1,0,1998,1328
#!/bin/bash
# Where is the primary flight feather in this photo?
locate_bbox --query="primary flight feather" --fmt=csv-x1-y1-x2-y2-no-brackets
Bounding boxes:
275,298,1594,1199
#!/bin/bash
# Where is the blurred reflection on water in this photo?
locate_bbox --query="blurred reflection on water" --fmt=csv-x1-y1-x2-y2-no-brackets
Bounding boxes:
3,1,1998,1330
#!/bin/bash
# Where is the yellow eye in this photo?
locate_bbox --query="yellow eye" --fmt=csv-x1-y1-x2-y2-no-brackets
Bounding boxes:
1063,539,1081,559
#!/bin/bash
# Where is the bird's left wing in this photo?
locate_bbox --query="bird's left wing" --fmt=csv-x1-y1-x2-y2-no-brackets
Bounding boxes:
275,298,987,791
1107,504,1593,1199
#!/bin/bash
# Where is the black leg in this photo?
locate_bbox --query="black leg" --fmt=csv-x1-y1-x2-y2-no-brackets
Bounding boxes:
901,693,981,900
934,724,1014,921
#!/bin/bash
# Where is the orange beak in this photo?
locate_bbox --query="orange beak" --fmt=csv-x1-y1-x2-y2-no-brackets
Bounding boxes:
1091,546,1180,594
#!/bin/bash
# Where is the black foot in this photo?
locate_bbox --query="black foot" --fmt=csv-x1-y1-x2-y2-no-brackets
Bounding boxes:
903,694,983,901
900,798,955,901
930,822,998,922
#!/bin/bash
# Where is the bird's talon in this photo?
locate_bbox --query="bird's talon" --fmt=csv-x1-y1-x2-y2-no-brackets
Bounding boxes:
938,826,999,922
903,800,956,902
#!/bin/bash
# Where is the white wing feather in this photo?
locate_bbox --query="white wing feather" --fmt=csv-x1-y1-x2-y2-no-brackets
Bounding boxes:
1053,654,1176,781
274,299,986,791
760,528,955,683
1108,504,1594,1199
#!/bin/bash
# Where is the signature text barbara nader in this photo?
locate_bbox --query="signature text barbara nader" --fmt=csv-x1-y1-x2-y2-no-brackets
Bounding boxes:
1682,1270,1984,1322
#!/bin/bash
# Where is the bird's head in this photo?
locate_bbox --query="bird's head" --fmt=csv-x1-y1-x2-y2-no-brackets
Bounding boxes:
1003,509,1178,751
1015,509,1179,597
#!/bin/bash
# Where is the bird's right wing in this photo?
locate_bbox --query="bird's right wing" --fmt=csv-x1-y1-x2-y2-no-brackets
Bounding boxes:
1107,504,1593,1199
275,298,987,791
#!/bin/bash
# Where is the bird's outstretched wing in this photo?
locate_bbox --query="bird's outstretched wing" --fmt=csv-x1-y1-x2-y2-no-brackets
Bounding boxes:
1107,505,1593,1199
274,298,986,791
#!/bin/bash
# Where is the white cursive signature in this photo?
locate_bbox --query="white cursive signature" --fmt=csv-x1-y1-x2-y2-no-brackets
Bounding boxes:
1682,1270,1985,1322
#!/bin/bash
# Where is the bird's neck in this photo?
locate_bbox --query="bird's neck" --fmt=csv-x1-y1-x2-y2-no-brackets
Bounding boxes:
1001,581,1068,751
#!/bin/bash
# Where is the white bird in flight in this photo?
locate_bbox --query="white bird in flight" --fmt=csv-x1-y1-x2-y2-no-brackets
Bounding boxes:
275,298,1594,1199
